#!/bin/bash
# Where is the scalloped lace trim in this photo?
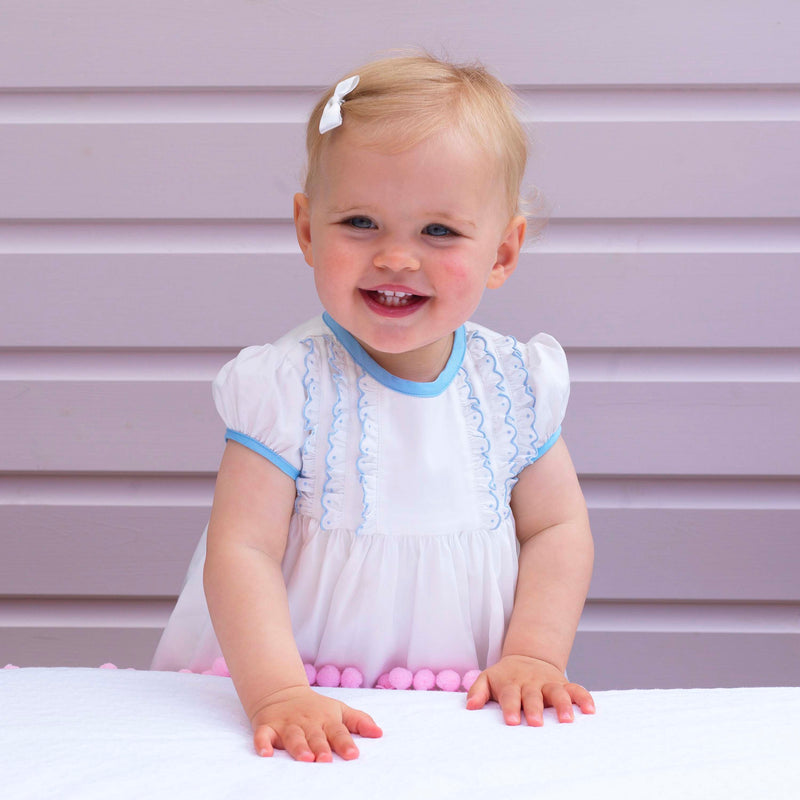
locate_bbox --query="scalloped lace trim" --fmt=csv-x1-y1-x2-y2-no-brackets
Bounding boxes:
456,366,502,531
502,335,540,496
467,331,517,519
320,338,349,530
295,337,320,516
356,367,379,536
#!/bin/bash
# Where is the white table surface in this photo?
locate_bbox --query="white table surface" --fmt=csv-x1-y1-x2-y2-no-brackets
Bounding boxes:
1,668,798,799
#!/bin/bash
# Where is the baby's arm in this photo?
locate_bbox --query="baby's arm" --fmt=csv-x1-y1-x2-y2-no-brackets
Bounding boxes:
203,441,382,761
466,437,595,725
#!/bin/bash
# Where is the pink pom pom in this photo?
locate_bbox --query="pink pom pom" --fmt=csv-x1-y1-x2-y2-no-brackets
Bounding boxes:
99,663,118,670
178,669,193,674
304,663,317,685
211,657,230,677
3,664,20,670
316,664,341,687
412,668,436,690
436,669,461,692
375,672,393,689
389,667,413,690
340,666,363,688
462,669,481,691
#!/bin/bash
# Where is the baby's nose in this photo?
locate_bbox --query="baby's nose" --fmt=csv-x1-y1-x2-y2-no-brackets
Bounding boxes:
373,244,421,272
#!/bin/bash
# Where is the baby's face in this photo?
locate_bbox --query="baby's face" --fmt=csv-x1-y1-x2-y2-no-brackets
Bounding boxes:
294,128,525,381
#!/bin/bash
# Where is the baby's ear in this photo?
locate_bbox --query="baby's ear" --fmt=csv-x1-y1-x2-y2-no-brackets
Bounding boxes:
293,193,314,267
486,215,526,289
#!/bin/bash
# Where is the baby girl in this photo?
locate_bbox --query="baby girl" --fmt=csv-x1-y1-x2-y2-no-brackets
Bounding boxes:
152,52,595,762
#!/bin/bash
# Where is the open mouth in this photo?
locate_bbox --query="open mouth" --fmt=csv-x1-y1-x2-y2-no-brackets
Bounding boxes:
370,289,419,307
361,288,428,313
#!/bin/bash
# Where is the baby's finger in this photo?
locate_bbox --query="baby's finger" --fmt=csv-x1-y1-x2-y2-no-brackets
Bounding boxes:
543,683,575,723
253,723,277,758
341,706,383,739
280,723,316,762
325,721,360,761
566,682,596,715
465,672,491,710
498,684,523,726
306,728,334,763
521,687,545,727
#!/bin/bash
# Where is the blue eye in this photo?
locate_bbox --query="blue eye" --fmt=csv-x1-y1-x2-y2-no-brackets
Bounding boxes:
424,223,455,237
347,216,375,229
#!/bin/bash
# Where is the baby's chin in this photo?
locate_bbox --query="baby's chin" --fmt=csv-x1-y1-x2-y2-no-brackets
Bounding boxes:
358,332,457,380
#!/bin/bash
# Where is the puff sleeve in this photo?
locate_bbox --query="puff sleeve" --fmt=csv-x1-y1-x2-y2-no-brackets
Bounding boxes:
509,332,570,473
212,343,307,480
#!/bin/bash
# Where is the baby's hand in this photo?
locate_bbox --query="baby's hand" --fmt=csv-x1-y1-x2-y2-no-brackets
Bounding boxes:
466,655,595,726
251,685,382,762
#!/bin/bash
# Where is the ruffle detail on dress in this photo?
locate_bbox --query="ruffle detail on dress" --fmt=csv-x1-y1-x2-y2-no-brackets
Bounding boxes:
355,368,379,535
456,366,501,531
320,338,349,530
295,337,320,516
467,331,517,521
499,335,540,495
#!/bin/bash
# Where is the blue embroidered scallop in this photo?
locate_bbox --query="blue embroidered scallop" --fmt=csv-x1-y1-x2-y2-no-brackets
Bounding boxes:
321,338,348,530
457,367,501,530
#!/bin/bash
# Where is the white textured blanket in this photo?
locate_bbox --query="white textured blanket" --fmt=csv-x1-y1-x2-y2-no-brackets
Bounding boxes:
1,668,798,799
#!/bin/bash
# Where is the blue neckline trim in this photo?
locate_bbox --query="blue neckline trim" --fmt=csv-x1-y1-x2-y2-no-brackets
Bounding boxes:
322,312,465,397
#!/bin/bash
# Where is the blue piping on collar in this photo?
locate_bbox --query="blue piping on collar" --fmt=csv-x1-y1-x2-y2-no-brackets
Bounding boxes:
322,312,465,397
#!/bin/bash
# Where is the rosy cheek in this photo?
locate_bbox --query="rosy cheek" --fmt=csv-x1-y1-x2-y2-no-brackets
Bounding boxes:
440,258,470,284
440,258,485,300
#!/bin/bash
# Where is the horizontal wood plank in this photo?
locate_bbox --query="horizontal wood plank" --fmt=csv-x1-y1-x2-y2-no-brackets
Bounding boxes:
3,624,796,688
570,631,800,690
0,123,303,220
589,509,800,602
2,1,798,87
2,253,798,348
2,505,798,601
480,253,800,348
1,627,162,670
3,379,796,475
1,122,798,218
0,506,206,596
566,382,800,476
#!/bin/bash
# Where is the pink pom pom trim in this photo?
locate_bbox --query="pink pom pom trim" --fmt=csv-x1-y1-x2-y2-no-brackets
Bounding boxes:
435,669,461,692
1,656,478,694
412,668,436,690
340,666,364,688
375,672,393,689
462,669,481,691
211,657,231,677
389,667,413,690
315,664,341,687
172,658,478,693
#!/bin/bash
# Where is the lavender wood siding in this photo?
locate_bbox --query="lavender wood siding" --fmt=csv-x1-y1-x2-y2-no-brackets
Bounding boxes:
1,1,798,688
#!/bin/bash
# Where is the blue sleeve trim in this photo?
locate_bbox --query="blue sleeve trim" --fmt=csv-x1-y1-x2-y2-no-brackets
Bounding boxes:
534,427,562,461
224,429,300,481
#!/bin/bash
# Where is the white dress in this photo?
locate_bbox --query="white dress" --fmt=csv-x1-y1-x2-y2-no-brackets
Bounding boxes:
151,313,569,687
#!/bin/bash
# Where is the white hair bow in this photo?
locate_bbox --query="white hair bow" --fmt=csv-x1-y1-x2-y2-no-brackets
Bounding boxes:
319,75,360,134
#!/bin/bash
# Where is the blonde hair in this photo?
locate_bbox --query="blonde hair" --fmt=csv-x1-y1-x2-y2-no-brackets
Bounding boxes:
303,53,529,219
